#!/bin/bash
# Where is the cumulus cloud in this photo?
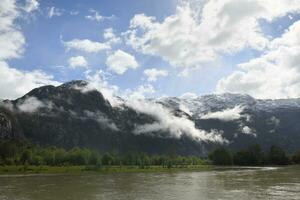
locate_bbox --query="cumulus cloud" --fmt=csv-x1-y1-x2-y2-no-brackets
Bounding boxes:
125,84,155,100
63,39,110,53
0,61,59,99
68,56,88,69
47,6,63,18
217,21,300,99
143,68,168,82
17,96,53,113
126,99,226,143
103,28,121,44
0,0,25,60
200,106,248,121
124,0,300,73
0,1,59,100
106,50,138,74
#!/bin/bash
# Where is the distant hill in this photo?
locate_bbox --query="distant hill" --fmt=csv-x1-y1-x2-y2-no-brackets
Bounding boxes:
1,80,300,155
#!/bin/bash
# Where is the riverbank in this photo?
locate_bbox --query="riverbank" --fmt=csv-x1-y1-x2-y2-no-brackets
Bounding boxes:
0,165,213,175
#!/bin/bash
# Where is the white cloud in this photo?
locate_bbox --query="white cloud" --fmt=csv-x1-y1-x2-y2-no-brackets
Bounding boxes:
48,6,63,18
17,96,53,113
0,0,59,100
217,21,300,99
125,99,226,143
85,10,114,22
23,0,39,12
103,28,121,44
72,70,121,107
70,11,79,16
17,97,43,112
68,56,88,69
63,39,110,53
201,106,247,121
241,125,256,137
180,92,198,99
0,61,60,99
76,72,155,106
179,104,193,116
267,116,280,127
72,68,225,143
83,110,119,131
0,0,25,60
106,50,138,74
143,68,168,82
85,10,104,22
125,0,300,72
125,84,155,100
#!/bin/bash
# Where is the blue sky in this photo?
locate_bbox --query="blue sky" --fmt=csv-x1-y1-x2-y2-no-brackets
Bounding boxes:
2,0,300,100
10,0,180,95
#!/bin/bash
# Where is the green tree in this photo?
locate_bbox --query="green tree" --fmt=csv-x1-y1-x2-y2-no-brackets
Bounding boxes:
54,148,67,165
233,145,264,166
20,149,32,165
41,148,55,165
292,150,300,164
31,155,43,165
0,140,18,164
101,153,114,165
268,145,289,165
89,151,101,165
209,147,232,165
67,148,90,165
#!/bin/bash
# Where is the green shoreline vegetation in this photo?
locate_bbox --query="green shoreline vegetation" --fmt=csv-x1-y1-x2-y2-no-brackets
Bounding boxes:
0,165,213,175
0,139,300,174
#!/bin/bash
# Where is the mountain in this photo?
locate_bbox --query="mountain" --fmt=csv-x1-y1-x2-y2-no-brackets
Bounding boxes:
159,94,300,153
1,80,300,155
0,81,207,156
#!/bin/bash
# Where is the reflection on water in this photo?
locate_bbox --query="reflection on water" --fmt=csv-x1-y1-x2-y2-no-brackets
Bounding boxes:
0,167,300,200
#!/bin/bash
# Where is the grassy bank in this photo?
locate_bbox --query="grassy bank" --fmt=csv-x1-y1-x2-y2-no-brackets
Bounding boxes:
0,165,213,175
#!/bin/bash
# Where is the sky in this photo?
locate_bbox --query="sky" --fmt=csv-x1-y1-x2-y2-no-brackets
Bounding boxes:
2,0,300,101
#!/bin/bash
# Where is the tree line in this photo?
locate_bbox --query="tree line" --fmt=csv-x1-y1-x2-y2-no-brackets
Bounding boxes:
2,139,300,167
209,144,300,166
0,139,207,168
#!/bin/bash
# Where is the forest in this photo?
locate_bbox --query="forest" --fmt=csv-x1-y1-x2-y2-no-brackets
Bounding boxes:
1,139,300,169
0,139,207,168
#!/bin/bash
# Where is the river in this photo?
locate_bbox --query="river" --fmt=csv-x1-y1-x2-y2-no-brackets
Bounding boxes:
0,166,300,200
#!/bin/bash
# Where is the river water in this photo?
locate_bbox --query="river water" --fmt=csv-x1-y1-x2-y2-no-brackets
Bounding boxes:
0,166,300,200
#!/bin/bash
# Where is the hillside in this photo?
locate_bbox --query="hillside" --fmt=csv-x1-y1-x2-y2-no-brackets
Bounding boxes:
1,80,300,155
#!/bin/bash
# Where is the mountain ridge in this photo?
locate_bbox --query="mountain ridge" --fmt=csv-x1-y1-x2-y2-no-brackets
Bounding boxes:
1,80,300,155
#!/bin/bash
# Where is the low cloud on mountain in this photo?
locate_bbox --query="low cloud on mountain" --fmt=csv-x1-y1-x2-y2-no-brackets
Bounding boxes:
126,98,227,143
200,106,249,122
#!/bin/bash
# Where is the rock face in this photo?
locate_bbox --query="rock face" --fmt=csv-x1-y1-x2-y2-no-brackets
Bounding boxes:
2,80,300,155
0,113,12,139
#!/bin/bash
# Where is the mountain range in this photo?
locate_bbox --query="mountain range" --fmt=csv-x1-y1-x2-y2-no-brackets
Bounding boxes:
1,80,300,156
